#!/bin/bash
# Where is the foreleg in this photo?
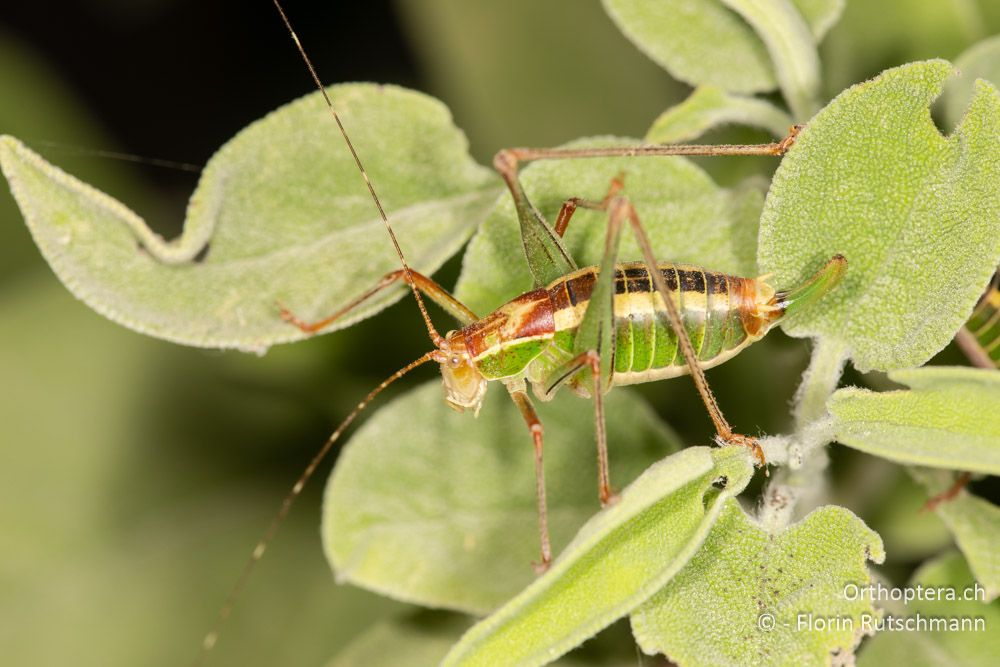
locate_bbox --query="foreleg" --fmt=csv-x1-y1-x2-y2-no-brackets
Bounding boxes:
279,268,478,334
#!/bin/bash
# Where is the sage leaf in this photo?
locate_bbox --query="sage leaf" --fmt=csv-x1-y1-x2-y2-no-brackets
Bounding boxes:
632,503,885,666
0,84,499,351
323,381,681,614
646,86,793,144
721,0,821,120
440,447,754,667
602,0,777,94
830,367,1000,474
455,138,764,315
757,61,1000,371
602,0,839,99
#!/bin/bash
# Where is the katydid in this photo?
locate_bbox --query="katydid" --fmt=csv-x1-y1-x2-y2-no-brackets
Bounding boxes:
957,266,1000,369
199,0,847,659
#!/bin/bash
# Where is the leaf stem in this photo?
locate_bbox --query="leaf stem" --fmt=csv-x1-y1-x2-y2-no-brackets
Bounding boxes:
759,338,847,532
793,337,849,428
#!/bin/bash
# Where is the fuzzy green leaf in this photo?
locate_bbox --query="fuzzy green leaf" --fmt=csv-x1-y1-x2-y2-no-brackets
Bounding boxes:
455,138,764,315
941,34,1000,131
910,468,1000,601
0,84,499,351
830,367,1000,474
646,86,794,144
721,0,821,120
757,61,1000,371
632,503,885,666
602,0,839,98
440,447,755,667
323,381,682,614
858,552,1000,667
602,0,777,94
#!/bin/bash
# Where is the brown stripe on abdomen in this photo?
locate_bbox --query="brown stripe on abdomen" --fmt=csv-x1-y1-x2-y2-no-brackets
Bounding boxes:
565,270,596,307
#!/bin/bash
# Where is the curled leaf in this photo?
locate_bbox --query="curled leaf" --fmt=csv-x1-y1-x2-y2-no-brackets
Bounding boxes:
441,447,754,667
0,84,499,350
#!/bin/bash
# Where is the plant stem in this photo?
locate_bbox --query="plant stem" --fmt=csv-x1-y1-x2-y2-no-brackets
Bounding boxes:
793,337,849,428
760,338,847,532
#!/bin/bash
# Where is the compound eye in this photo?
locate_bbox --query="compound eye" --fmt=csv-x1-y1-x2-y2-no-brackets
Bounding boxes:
449,356,460,367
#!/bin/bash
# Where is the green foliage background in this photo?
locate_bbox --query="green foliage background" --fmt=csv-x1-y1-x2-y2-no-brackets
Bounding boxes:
1,1,999,666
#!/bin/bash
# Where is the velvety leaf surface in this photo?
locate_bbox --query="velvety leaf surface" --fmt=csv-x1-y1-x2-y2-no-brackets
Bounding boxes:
0,84,499,351
602,0,839,99
830,367,1000,474
758,61,1000,371
323,380,682,614
440,447,754,667
0,35,157,282
632,503,885,666
858,552,1000,667
721,0,821,119
455,138,764,315
645,86,793,144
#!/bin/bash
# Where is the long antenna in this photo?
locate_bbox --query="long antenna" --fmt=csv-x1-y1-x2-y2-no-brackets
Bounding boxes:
197,1,456,659
271,0,444,347
25,139,203,173
197,351,437,663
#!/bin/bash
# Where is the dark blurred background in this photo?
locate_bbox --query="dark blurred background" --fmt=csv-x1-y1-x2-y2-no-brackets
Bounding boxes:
1,1,997,665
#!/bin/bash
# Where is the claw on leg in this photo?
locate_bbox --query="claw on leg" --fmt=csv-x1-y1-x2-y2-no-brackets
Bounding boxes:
718,432,768,474
276,302,322,334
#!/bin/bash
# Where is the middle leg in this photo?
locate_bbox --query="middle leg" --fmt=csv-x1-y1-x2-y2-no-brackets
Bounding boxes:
605,196,766,467
508,387,554,571
545,177,767,468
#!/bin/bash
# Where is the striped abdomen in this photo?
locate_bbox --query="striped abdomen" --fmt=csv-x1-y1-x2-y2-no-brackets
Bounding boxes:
545,262,779,385
965,268,1000,367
